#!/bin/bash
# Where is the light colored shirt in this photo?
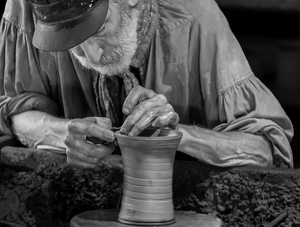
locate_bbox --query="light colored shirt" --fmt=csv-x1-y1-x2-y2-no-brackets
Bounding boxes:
0,0,294,167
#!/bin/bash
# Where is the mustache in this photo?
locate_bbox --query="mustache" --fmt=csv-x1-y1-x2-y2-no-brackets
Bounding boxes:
99,45,123,66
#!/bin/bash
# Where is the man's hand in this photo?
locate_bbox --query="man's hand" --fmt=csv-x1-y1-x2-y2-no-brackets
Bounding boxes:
120,86,179,136
64,117,116,168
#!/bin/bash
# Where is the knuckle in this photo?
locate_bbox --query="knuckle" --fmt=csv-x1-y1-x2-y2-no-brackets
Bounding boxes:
104,118,112,125
136,101,148,111
166,103,174,110
81,146,90,156
174,112,180,123
131,127,142,136
156,94,167,103
66,148,72,156
82,122,92,132
124,115,135,126
136,85,143,90
93,157,101,164
143,89,155,99
132,85,142,92
166,112,179,126
67,121,75,131
100,117,111,125
148,89,154,94
68,120,92,133
171,111,179,118
148,108,158,117
168,111,176,119
63,134,72,146
81,148,87,156
83,123,96,135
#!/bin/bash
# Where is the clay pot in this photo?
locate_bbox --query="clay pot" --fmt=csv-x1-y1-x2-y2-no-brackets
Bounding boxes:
116,128,182,226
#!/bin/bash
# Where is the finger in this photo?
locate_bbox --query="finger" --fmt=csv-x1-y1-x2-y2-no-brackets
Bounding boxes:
68,120,115,142
83,118,114,143
102,155,123,168
68,143,116,169
66,146,101,165
66,135,114,158
127,105,177,136
66,154,97,169
127,105,171,136
120,94,168,135
122,86,156,115
84,117,112,129
151,111,179,129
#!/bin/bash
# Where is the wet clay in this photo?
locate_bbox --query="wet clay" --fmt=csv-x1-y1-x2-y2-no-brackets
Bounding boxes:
116,128,182,226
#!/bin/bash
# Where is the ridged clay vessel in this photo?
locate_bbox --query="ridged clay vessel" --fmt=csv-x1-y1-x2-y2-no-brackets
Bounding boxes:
116,128,182,226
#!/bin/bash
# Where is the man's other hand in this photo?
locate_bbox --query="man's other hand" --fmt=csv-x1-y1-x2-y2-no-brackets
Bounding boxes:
64,117,116,168
120,85,179,136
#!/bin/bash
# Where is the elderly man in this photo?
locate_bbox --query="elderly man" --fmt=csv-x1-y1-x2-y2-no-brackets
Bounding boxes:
0,0,294,168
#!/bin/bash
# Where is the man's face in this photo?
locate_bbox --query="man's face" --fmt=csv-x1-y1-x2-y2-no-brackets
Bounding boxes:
70,0,140,75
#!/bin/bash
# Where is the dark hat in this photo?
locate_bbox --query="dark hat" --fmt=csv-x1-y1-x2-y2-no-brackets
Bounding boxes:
26,0,109,51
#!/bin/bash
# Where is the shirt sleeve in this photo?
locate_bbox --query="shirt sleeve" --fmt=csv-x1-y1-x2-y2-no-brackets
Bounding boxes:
0,3,60,137
213,75,294,168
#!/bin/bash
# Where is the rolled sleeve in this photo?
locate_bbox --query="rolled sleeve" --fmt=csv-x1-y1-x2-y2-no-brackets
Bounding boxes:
0,4,60,136
214,75,294,168
0,92,60,136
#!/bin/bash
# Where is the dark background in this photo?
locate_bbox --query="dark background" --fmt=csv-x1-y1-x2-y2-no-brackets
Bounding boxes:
0,1,299,168
0,2,4,20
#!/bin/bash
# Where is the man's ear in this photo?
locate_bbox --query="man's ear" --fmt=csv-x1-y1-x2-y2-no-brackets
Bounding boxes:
127,0,139,7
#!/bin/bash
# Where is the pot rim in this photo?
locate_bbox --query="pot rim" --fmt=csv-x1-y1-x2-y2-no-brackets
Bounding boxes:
115,130,182,141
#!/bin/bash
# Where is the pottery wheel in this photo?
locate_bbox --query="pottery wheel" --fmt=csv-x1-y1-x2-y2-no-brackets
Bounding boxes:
69,209,222,227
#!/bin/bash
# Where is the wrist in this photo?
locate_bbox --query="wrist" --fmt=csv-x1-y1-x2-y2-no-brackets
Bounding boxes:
43,117,69,149
11,111,68,149
177,124,191,151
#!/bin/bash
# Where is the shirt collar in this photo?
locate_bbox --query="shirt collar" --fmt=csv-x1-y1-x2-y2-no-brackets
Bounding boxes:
130,0,193,68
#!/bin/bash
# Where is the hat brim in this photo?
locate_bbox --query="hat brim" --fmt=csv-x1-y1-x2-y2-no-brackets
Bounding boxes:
32,0,108,52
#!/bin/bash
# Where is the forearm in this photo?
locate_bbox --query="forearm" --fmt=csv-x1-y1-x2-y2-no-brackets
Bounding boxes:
177,124,273,167
11,110,68,149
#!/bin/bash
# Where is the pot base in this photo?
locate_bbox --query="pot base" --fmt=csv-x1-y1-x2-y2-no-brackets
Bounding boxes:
118,218,175,226
69,209,222,227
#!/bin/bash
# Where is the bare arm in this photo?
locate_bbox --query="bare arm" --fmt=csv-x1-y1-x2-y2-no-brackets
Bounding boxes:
11,111,68,149
177,124,273,167
11,110,116,168
120,86,273,168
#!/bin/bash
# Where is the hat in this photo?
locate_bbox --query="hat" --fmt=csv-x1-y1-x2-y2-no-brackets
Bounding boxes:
26,0,109,51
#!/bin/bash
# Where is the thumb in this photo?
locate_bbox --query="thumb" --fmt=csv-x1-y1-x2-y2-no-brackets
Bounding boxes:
84,117,112,129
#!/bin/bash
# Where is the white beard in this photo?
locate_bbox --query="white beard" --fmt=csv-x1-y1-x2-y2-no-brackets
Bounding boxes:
70,7,140,76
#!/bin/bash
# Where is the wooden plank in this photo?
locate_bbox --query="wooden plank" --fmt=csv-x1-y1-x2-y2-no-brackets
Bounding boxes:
70,209,222,227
